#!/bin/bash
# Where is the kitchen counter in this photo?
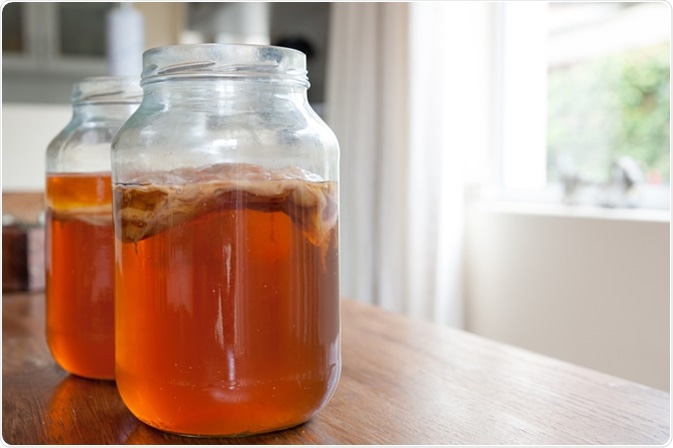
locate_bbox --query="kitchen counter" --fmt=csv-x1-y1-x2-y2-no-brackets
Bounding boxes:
2,291,670,444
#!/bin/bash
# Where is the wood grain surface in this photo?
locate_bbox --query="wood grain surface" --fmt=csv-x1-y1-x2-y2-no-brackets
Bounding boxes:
2,292,670,444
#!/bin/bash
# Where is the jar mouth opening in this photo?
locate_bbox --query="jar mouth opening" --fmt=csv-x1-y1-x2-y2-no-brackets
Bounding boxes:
72,76,143,104
140,43,309,87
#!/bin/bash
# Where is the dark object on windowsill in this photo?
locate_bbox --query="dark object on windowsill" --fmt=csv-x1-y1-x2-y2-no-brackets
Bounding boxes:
559,156,646,209
599,156,645,208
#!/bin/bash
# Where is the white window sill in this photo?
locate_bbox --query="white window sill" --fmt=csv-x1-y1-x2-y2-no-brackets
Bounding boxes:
468,184,670,224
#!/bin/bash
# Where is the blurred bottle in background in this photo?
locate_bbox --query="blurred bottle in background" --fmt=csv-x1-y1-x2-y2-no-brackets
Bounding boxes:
106,3,145,76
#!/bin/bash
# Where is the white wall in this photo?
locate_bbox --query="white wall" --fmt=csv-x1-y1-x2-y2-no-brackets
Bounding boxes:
2,103,72,192
465,201,670,391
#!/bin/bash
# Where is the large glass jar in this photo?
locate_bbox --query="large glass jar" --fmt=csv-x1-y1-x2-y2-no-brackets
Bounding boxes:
111,44,341,437
45,77,142,380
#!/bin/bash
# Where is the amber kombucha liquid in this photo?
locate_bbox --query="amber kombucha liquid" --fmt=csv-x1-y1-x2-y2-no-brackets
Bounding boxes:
46,172,115,380
114,164,340,436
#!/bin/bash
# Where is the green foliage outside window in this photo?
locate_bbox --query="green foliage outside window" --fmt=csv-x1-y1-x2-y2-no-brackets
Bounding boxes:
547,43,670,185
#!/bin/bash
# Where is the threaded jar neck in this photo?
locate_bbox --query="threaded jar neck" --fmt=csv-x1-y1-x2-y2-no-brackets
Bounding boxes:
140,43,310,88
72,77,142,105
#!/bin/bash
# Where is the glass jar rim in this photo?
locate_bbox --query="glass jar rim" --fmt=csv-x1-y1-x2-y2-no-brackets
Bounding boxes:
140,43,309,87
72,76,143,105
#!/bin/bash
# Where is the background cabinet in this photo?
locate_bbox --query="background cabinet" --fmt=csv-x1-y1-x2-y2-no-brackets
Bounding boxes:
2,2,185,104
2,2,114,76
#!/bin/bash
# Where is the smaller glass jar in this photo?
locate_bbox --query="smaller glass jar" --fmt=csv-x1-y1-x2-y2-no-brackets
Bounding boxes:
45,77,141,380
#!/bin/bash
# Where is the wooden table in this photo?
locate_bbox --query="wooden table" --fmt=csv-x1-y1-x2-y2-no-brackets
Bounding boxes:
3,291,670,444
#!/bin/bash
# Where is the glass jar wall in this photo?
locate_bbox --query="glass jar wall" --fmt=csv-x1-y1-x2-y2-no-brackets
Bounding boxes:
45,76,141,380
111,44,340,437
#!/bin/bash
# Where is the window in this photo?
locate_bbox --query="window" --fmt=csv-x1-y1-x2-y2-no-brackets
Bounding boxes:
498,2,670,209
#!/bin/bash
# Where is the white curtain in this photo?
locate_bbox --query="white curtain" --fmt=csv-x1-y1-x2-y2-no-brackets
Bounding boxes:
325,2,493,328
